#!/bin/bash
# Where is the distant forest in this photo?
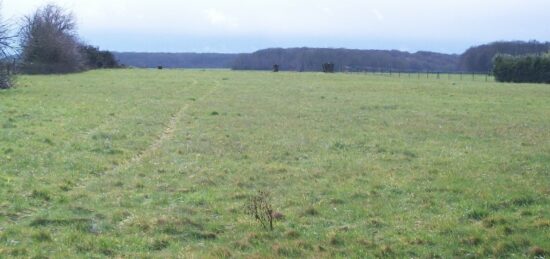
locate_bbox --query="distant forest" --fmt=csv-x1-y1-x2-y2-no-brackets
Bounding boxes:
114,41,550,72
113,52,240,68
232,48,459,72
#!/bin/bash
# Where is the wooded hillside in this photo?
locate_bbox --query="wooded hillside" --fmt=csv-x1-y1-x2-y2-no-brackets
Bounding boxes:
232,48,460,72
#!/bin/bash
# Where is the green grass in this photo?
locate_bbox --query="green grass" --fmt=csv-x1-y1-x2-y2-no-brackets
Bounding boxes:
1,69,549,258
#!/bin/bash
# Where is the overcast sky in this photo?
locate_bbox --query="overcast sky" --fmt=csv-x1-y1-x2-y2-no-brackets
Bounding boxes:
3,0,550,53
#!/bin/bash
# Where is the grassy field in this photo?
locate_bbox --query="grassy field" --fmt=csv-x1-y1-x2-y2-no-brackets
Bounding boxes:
0,69,549,258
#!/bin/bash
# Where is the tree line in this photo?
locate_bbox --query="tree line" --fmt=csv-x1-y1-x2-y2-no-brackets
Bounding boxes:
231,42,550,73
231,48,460,72
493,53,550,83
0,4,119,88
459,41,550,72
114,52,239,69
116,43,550,76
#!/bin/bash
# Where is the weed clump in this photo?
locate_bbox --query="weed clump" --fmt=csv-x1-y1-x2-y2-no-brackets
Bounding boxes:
32,230,52,242
233,240,251,250
149,238,170,251
528,246,547,257
244,190,276,230
285,230,300,239
191,231,217,240
461,236,482,246
328,233,344,246
482,216,508,228
303,207,319,216
272,243,301,257
210,247,232,258
43,138,54,145
378,245,394,257
466,209,489,220
30,190,51,201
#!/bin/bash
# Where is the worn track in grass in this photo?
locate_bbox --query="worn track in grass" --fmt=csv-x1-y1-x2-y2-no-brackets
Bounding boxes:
104,79,212,175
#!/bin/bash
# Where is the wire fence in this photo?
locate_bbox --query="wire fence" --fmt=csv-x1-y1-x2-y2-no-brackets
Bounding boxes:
351,69,495,82
337,67,495,82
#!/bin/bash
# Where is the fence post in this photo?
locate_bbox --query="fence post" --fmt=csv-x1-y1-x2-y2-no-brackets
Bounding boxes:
437,72,440,79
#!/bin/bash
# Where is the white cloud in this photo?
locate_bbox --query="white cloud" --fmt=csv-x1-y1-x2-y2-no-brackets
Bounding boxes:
372,9,384,22
321,7,334,17
3,0,550,52
204,9,239,29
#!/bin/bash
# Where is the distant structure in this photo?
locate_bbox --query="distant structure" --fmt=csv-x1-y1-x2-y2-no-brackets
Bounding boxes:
157,66,163,70
322,63,335,73
273,64,279,72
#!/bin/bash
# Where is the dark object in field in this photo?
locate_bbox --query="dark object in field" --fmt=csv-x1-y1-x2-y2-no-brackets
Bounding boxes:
272,211,284,220
245,191,276,230
0,60,16,89
322,63,335,73
273,64,279,72
157,66,163,70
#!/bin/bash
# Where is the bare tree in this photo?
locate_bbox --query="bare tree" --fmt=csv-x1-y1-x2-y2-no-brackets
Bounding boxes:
0,13,12,56
0,3,15,88
19,4,84,74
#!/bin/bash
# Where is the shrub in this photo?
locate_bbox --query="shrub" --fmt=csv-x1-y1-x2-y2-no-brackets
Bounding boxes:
19,4,85,74
80,45,120,69
0,62,14,89
244,191,275,230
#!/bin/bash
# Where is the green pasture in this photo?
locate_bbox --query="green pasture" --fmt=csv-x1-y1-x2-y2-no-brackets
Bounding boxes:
0,69,548,257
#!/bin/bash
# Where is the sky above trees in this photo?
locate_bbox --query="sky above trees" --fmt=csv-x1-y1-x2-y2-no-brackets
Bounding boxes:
4,0,550,53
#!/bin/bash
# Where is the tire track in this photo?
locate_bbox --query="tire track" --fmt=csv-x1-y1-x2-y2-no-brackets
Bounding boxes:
103,79,215,175
22,78,216,224
81,79,200,140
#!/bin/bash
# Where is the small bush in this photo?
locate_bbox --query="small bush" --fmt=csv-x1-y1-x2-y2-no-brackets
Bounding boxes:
0,65,13,89
244,190,275,230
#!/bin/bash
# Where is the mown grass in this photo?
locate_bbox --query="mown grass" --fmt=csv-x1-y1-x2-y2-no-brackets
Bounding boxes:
0,69,549,258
